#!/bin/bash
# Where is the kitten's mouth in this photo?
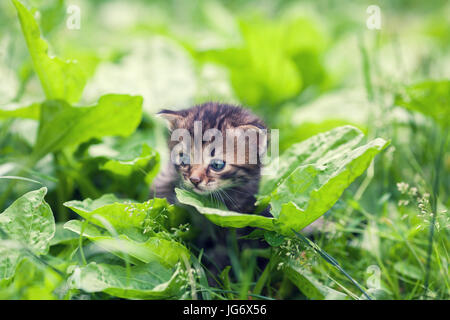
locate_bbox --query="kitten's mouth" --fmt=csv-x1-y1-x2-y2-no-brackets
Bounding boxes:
191,185,213,195
184,182,216,195
193,188,210,195
183,177,232,195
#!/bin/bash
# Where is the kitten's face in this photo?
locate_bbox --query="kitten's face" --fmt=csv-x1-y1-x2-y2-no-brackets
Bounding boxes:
158,103,267,195
174,143,237,194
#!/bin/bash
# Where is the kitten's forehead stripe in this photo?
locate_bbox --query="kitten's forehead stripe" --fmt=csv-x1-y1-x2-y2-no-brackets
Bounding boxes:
167,102,266,133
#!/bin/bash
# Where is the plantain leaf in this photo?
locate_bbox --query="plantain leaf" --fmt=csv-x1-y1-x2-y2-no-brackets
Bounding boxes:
259,126,388,234
259,125,363,198
0,244,24,282
0,102,40,120
395,80,449,128
263,231,285,247
64,220,188,268
68,261,184,299
32,94,143,161
175,188,276,231
64,194,171,241
200,16,327,109
12,0,87,104
100,144,160,185
64,193,189,268
0,188,55,280
49,223,79,246
0,187,54,254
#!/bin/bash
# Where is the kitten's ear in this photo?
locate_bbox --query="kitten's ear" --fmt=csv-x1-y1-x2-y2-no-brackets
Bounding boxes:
237,125,267,139
156,109,183,131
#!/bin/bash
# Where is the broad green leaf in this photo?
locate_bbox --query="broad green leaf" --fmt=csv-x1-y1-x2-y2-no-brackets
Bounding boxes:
68,261,184,299
263,231,285,247
100,144,160,184
175,188,276,231
0,187,54,254
0,259,61,300
64,194,170,241
199,15,327,109
49,223,79,246
32,94,143,160
259,125,363,198
63,193,189,266
0,244,23,281
64,220,188,268
280,119,366,152
0,188,55,280
12,0,87,103
283,258,347,300
260,126,388,234
395,80,449,127
0,103,40,120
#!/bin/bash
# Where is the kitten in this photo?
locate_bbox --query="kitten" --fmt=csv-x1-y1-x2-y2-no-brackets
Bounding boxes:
151,102,268,214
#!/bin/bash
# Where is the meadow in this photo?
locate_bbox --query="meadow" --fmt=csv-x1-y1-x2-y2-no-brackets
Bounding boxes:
0,0,448,300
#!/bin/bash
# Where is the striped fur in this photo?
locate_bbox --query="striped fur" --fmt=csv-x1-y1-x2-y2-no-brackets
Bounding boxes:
151,102,267,213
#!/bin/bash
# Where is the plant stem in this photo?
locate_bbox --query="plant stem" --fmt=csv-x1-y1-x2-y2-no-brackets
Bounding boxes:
253,253,274,296
423,127,447,298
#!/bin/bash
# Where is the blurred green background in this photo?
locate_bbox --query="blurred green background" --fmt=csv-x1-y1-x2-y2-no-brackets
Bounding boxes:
0,0,448,300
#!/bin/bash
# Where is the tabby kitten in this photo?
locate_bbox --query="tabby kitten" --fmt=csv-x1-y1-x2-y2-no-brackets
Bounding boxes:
151,102,267,213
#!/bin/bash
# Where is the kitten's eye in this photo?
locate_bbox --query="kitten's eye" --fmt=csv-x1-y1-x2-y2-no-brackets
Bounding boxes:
179,153,190,166
210,159,225,171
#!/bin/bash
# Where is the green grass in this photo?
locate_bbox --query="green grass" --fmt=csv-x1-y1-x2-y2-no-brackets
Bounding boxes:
0,0,448,300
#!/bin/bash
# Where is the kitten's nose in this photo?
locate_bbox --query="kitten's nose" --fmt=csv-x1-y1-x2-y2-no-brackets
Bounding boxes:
190,176,201,186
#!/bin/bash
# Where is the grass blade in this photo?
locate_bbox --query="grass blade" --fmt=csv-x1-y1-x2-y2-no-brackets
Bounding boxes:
292,229,372,300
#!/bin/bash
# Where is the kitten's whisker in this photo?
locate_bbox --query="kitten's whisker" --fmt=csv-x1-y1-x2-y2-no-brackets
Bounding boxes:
214,191,223,208
220,189,239,211
216,191,227,209
212,191,217,207
210,191,219,207
211,191,218,208
214,192,219,208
